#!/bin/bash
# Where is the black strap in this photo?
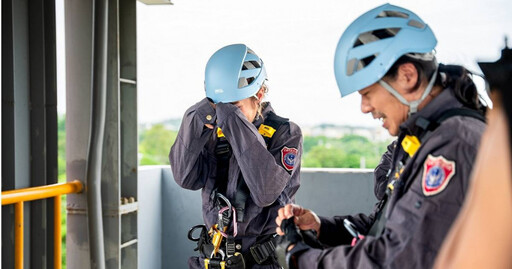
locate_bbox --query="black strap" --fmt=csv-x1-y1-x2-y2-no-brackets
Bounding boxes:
418,108,486,143
366,196,389,237
233,173,249,223
260,111,289,148
215,136,231,195
367,107,486,237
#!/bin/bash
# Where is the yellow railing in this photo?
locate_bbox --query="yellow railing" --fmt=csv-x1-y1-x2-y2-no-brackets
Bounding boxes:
2,180,84,269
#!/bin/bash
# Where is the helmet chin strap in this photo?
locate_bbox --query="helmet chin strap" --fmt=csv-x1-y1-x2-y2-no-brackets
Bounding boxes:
378,65,439,116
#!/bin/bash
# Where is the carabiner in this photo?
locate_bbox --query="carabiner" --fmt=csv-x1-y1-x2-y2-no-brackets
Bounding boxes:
188,224,207,242
210,248,226,260
343,219,365,246
216,193,233,217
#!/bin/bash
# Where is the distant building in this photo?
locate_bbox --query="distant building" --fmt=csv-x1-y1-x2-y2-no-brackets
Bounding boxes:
301,124,391,142
141,119,392,142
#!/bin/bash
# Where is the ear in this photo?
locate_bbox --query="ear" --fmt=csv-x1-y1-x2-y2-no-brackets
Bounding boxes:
256,87,265,101
397,63,418,93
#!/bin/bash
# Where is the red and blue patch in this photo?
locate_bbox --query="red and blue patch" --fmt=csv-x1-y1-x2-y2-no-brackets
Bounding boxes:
422,154,456,196
281,146,298,171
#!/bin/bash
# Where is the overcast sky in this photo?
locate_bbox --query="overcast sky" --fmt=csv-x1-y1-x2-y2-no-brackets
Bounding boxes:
57,0,512,127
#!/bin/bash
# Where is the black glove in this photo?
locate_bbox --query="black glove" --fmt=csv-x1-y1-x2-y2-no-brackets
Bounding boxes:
275,218,311,269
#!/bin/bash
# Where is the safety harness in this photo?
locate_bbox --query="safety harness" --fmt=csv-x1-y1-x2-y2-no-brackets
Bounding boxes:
189,110,289,269
348,107,486,243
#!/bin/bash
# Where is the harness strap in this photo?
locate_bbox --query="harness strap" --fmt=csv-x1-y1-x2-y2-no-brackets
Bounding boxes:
366,107,486,237
233,173,249,223
215,128,231,195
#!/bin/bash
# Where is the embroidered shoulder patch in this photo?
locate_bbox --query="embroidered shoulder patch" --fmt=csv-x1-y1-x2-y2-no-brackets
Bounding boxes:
281,146,298,171
422,154,456,196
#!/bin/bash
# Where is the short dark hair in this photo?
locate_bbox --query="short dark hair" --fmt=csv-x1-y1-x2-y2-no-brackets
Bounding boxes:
385,54,486,114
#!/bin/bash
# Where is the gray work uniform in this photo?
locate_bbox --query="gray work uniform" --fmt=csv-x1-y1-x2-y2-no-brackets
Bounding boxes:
170,98,302,268
297,89,485,268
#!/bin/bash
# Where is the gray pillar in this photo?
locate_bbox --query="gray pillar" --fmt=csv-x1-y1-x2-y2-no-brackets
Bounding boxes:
28,0,58,267
2,1,17,267
119,1,138,266
66,0,138,268
2,0,58,267
65,0,94,267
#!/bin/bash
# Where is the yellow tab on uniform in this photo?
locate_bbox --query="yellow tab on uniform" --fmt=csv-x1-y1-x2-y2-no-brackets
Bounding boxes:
258,124,276,138
402,135,421,157
387,182,395,191
217,127,225,138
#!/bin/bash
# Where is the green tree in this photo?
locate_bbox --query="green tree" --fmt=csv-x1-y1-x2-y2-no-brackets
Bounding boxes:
58,115,66,181
139,124,177,165
303,135,327,153
57,115,67,268
302,134,390,168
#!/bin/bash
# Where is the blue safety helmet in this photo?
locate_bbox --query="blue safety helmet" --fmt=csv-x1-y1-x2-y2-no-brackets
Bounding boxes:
205,44,267,103
334,3,437,97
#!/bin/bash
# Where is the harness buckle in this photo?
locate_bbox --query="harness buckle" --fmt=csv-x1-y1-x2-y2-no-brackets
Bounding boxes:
215,142,231,156
249,240,276,264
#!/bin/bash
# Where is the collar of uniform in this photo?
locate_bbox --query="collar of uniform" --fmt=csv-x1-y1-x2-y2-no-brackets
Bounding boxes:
252,102,274,127
399,88,464,136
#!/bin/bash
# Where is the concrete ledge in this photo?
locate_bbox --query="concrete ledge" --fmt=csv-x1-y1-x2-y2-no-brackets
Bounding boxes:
138,166,376,269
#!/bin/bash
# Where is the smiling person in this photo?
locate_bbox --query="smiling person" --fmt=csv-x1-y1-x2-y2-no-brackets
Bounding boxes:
170,44,303,269
274,4,487,269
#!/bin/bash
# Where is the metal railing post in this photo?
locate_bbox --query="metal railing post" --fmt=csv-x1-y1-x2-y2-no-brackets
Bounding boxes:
54,195,62,269
15,202,23,269
2,181,83,269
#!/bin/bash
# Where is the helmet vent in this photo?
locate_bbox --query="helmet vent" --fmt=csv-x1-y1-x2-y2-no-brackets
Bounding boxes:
242,60,261,70
376,10,409,19
354,28,401,48
346,54,378,76
239,60,260,88
407,19,425,29
238,77,249,88
361,54,377,67
238,76,256,88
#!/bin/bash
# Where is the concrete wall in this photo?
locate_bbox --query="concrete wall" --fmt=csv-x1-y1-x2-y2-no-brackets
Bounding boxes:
138,166,163,269
296,168,377,217
138,166,376,269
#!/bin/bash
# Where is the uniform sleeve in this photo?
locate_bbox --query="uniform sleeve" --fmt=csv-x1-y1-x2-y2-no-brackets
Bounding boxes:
374,140,396,200
317,212,375,247
296,130,481,268
216,102,303,207
169,98,216,190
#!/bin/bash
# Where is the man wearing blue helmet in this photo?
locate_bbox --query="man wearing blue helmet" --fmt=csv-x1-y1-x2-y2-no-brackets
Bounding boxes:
275,4,487,269
170,44,303,268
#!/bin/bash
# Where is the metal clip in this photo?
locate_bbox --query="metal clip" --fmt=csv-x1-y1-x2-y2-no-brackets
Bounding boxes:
210,248,225,260
343,219,365,246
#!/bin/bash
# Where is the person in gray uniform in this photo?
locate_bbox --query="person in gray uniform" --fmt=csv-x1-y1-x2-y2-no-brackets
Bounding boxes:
274,4,487,269
170,43,302,269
